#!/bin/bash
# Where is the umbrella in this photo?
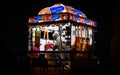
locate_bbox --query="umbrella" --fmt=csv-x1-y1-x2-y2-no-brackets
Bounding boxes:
37,3,88,24
29,3,97,27
38,3,87,18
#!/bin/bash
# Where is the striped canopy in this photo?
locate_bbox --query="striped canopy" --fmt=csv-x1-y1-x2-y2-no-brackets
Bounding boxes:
38,3,87,18
28,3,97,27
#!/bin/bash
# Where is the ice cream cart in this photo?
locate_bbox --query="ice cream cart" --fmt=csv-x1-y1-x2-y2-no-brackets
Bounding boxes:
28,3,97,66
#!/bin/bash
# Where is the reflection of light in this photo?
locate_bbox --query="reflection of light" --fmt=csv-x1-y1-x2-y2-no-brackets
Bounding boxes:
37,27,40,31
88,28,92,45
32,28,36,31
75,26,77,29
46,25,59,31
68,22,70,26
98,60,100,64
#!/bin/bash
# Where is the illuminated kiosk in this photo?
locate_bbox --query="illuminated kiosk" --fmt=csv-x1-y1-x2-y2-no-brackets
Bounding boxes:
28,3,97,68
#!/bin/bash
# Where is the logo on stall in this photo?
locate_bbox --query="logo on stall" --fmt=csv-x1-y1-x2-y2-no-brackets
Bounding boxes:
52,14,60,21
50,6,64,14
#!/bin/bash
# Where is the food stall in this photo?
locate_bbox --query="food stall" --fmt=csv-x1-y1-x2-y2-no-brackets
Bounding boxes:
28,3,97,67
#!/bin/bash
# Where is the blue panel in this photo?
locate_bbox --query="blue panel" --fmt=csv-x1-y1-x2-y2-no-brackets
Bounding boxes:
52,14,60,21
71,8,84,16
72,9,83,15
35,16,42,23
74,16,79,21
50,6,64,14
84,19,90,25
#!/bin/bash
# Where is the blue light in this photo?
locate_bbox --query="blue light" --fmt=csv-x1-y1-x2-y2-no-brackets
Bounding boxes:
84,19,90,25
50,6,64,14
52,14,60,21
94,22,97,27
35,16,42,23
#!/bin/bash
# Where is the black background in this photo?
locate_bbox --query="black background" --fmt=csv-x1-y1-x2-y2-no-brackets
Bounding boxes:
2,0,120,75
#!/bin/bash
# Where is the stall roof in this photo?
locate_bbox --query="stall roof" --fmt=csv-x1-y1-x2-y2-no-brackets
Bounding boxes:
28,3,97,27
38,3,87,18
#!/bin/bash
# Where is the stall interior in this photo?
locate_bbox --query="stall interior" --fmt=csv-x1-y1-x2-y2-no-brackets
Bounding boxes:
28,22,95,68
28,23,93,52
